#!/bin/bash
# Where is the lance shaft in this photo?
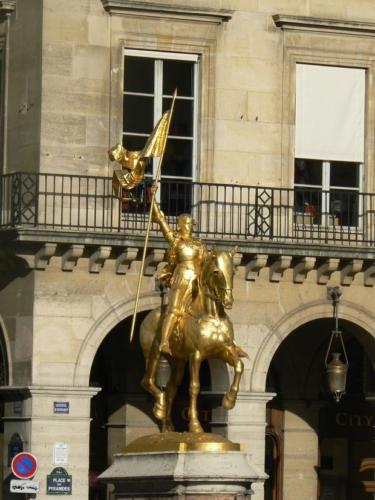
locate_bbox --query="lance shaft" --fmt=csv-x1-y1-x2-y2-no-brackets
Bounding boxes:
129,90,177,342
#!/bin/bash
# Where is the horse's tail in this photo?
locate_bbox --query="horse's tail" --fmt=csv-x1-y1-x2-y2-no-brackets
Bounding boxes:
233,341,249,360
139,306,163,360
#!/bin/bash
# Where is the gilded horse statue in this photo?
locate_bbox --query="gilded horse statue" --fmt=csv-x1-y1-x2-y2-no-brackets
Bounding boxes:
140,247,248,433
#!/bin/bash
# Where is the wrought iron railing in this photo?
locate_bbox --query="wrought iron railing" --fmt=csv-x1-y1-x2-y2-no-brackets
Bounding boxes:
1,172,375,246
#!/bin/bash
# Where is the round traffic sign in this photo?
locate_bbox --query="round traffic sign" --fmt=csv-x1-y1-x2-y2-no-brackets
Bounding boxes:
11,452,38,479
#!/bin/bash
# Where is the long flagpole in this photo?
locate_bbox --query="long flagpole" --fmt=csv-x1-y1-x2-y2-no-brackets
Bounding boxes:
129,90,177,342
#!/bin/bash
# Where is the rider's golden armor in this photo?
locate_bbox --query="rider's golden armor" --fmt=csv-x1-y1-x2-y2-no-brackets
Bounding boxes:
152,201,206,353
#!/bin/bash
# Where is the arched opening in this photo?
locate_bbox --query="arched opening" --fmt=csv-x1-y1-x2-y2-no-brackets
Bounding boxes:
264,318,375,500
88,312,212,499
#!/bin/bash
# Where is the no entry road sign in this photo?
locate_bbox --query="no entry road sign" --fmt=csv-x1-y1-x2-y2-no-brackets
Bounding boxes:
11,452,38,480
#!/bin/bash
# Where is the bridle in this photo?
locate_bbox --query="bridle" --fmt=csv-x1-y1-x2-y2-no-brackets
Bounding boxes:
202,257,233,304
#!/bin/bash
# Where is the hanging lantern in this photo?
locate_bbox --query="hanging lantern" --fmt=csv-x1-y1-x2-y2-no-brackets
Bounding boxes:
325,288,348,402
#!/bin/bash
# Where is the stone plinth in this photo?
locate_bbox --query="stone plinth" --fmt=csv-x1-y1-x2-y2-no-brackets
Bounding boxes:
100,437,258,499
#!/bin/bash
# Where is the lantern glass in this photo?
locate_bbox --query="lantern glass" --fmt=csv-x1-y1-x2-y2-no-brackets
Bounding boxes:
326,352,348,401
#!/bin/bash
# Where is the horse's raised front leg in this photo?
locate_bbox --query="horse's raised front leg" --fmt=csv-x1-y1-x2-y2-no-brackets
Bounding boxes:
188,350,203,433
141,342,166,421
163,359,186,433
221,346,244,410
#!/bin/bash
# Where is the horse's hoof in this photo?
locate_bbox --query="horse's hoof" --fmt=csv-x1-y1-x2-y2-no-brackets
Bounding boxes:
222,393,236,410
189,421,203,433
153,393,166,420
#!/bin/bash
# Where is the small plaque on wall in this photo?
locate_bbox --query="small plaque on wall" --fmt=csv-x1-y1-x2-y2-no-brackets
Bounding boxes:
53,443,69,465
53,402,69,414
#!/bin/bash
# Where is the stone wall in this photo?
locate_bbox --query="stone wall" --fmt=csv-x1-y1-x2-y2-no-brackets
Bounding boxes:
5,0,43,173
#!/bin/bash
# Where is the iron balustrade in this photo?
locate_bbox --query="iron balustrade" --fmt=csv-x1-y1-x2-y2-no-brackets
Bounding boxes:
1,172,375,246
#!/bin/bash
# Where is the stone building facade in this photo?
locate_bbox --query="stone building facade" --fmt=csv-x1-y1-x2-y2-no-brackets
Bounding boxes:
0,1,374,499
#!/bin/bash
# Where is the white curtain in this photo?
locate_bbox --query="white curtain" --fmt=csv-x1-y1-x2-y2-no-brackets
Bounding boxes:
295,64,365,162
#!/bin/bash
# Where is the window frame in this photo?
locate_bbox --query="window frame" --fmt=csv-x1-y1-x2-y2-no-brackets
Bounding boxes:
123,48,199,185
294,159,363,229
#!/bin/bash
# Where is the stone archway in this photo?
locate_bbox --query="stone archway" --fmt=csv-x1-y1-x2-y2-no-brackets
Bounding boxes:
264,315,375,500
250,298,375,393
73,292,161,387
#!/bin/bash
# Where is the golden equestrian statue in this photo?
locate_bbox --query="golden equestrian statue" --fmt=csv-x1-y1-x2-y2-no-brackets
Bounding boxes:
110,90,248,441
139,189,248,433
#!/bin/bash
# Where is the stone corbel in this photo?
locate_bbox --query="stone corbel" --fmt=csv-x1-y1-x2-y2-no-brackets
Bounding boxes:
232,251,243,268
89,246,112,273
61,244,84,272
245,254,268,281
317,258,339,285
144,249,165,276
116,247,139,274
269,256,292,282
34,243,57,270
341,259,363,286
364,264,375,287
293,256,316,284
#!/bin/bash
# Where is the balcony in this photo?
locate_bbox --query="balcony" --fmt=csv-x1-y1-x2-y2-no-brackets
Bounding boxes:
2,172,375,283
1,172,375,248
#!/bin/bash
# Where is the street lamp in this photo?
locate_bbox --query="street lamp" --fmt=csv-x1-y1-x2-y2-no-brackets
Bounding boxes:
325,287,348,402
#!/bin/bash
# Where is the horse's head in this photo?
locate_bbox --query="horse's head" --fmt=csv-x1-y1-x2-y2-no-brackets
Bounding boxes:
203,246,238,309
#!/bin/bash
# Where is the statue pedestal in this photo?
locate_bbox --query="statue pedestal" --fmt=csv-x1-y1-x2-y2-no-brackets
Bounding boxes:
99,433,259,499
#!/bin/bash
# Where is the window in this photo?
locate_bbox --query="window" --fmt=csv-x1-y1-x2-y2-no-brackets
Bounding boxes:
123,49,199,215
294,64,365,227
294,159,360,226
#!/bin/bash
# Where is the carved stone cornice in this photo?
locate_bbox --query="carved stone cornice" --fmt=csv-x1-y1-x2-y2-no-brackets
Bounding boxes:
245,254,268,281
34,243,57,270
364,263,375,287
341,259,363,286
62,244,84,272
317,258,340,285
100,0,233,24
273,14,375,36
116,247,138,274
269,256,292,283
144,248,165,276
89,246,112,273
293,256,316,284
3,230,375,285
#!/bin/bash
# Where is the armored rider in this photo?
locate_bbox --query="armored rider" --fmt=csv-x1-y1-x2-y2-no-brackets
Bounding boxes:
152,185,207,355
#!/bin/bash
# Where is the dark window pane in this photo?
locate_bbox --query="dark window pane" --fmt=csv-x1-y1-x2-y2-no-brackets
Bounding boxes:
163,60,194,97
294,187,322,224
122,134,147,150
330,189,359,226
163,139,192,178
123,94,154,134
160,180,192,216
330,162,359,188
294,159,322,186
163,98,193,137
124,56,154,94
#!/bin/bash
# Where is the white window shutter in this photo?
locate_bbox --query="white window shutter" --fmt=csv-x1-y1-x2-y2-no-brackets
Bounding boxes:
295,64,365,162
